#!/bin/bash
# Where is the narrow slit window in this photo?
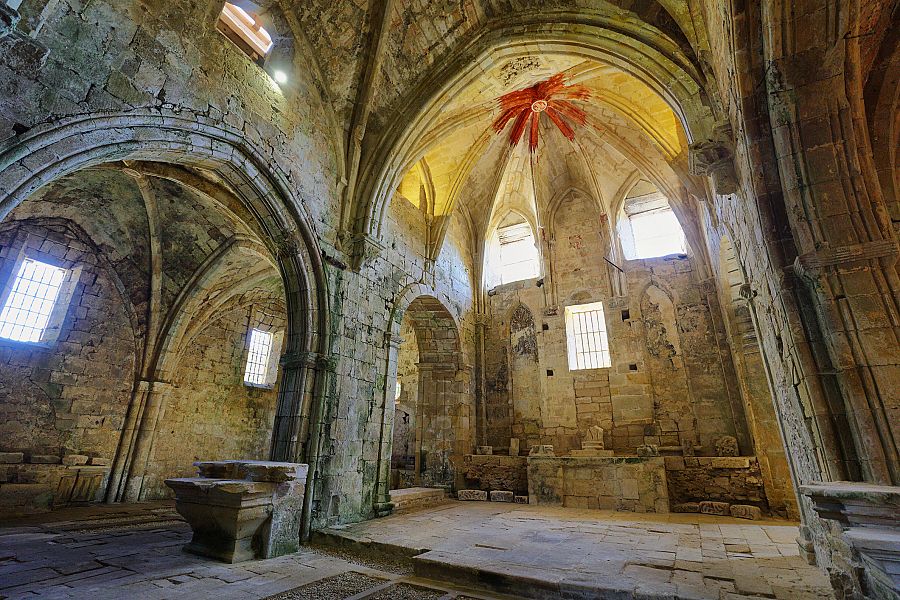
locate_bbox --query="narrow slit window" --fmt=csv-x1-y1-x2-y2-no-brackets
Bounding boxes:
0,259,67,343
565,301,611,370
244,328,274,386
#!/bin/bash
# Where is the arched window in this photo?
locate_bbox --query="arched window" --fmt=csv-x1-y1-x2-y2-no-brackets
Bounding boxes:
619,180,686,259
217,2,273,63
497,220,539,284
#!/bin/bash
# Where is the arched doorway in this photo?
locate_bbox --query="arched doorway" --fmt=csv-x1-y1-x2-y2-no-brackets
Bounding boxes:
392,295,468,489
377,286,473,510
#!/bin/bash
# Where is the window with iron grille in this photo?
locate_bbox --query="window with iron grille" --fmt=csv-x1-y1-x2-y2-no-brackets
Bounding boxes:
565,301,611,370
0,259,68,343
243,328,274,386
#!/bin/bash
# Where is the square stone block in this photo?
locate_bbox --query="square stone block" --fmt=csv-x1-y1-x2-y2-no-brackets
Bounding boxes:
489,490,514,503
730,504,762,520
514,495,529,504
457,489,488,501
700,501,730,515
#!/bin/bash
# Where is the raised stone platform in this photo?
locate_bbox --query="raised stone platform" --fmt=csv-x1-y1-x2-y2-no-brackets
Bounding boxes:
388,487,448,513
317,501,831,600
527,455,669,512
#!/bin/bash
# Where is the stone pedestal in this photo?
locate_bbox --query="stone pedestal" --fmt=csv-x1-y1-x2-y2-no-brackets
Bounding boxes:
800,482,900,598
166,460,307,563
571,426,613,457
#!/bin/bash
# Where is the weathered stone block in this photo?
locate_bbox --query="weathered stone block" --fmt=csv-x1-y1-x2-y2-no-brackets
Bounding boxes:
475,446,493,455
707,457,750,469
529,444,555,456
489,490,514,503
0,452,24,464
89,457,110,466
664,456,685,470
672,502,700,513
700,501,730,515
457,489,488,501
29,455,61,464
62,454,89,466
636,444,659,457
514,495,529,504
508,438,520,456
714,435,739,457
730,504,762,520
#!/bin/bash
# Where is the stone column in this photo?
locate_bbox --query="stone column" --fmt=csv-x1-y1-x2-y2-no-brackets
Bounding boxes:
121,380,171,502
473,313,489,447
372,332,403,516
762,1,900,484
270,351,316,462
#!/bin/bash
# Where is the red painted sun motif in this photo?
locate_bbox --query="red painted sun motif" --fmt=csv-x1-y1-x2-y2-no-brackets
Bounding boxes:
492,73,591,153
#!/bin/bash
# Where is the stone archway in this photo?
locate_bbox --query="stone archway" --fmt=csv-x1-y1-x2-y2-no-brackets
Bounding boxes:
0,111,331,535
375,284,473,513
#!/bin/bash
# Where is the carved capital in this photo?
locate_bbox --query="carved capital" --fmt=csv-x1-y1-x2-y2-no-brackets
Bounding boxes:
280,351,319,369
349,232,385,271
738,283,757,301
384,332,404,349
689,123,738,196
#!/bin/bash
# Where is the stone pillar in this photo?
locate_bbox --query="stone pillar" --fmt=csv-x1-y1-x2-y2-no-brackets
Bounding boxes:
121,380,171,502
372,332,403,516
473,313,489,447
270,351,316,463
762,1,900,485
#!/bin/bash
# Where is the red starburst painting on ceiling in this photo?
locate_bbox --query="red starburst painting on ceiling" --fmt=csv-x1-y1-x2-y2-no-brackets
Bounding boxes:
492,73,591,153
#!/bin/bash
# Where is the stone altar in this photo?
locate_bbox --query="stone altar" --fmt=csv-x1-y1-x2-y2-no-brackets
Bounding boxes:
527,455,669,513
165,460,307,563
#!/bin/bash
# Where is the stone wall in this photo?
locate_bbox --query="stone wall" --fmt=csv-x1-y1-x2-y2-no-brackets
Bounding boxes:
0,219,136,513
528,456,669,513
665,456,767,511
486,250,750,457
461,454,528,496
141,293,286,499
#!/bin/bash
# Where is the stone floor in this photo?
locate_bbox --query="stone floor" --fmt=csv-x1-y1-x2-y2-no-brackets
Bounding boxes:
0,502,508,600
319,501,834,600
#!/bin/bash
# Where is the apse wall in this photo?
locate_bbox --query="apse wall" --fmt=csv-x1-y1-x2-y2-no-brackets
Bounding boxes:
486,255,751,456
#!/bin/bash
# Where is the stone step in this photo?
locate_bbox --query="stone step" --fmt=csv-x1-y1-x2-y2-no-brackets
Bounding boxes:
389,487,449,513
414,550,635,600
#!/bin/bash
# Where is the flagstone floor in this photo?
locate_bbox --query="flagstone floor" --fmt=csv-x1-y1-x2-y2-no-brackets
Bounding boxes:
0,500,834,599
319,500,834,600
